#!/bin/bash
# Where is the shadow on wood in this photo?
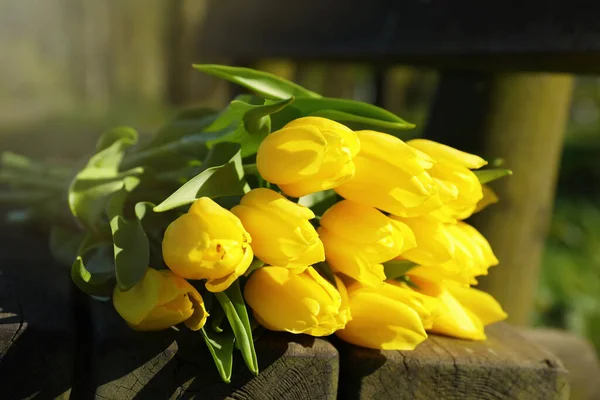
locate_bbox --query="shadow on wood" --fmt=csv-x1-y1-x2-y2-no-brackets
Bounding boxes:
88,300,339,399
0,226,74,400
337,323,569,400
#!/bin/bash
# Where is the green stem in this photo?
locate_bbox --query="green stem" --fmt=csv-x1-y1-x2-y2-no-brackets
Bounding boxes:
0,171,68,191
242,163,258,175
121,129,230,170
1,152,73,179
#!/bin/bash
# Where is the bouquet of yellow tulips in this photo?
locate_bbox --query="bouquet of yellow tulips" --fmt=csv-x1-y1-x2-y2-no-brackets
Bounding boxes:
1,65,512,383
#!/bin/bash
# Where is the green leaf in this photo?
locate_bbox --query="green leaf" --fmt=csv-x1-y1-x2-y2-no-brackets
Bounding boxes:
310,109,414,134
201,327,235,383
71,238,114,298
107,177,149,291
153,143,249,212
383,260,417,280
49,225,84,266
210,302,226,333
243,97,294,135
96,126,138,153
68,127,142,232
144,107,217,149
215,280,259,375
287,97,415,134
193,64,321,100
206,96,294,157
134,201,171,269
474,168,513,184
243,259,265,277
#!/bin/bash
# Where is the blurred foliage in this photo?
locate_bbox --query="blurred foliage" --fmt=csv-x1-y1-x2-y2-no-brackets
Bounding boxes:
535,77,600,353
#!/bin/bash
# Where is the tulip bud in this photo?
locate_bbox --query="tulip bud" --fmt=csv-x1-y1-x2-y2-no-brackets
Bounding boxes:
408,271,507,340
318,200,416,286
408,139,487,221
334,130,442,218
244,266,350,336
257,117,360,197
335,281,437,350
162,197,253,292
231,188,324,270
113,268,208,331
391,217,498,285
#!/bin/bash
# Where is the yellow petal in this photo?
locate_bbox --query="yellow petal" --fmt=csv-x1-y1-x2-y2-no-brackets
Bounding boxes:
257,125,327,185
408,139,487,169
446,284,507,326
336,291,427,350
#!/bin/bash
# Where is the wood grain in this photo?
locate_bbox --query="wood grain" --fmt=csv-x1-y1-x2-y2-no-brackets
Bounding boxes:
87,300,339,399
338,323,569,400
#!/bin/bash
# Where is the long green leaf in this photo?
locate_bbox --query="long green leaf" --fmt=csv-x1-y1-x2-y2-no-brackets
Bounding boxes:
310,109,415,134
134,201,170,269
153,143,249,212
193,64,320,100
201,327,235,383
292,97,414,127
474,168,513,184
107,177,149,291
383,260,417,280
215,281,258,375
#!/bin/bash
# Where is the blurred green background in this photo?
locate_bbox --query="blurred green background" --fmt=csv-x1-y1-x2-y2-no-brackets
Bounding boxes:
1,0,598,353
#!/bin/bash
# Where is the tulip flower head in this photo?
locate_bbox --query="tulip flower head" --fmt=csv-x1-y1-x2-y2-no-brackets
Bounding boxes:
257,117,360,197
408,139,487,222
334,130,442,218
162,197,253,292
232,188,324,270
391,217,498,285
409,270,507,340
335,280,438,350
113,268,208,331
244,266,351,336
318,200,416,286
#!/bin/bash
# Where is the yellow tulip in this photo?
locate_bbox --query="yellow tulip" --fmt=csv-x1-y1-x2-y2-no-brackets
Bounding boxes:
408,139,487,221
334,130,442,218
335,281,437,350
408,272,507,340
113,268,208,331
256,117,360,197
318,200,416,286
391,218,498,285
391,214,455,267
231,188,324,270
244,266,350,336
162,197,253,292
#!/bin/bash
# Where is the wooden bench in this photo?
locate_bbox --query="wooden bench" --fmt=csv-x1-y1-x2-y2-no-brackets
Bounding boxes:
0,260,567,399
0,226,568,399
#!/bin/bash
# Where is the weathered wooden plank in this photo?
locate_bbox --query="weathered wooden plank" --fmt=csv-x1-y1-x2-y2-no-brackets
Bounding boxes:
338,323,569,400
87,300,339,399
197,0,600,73
520,328,600,400
0,226,74,400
